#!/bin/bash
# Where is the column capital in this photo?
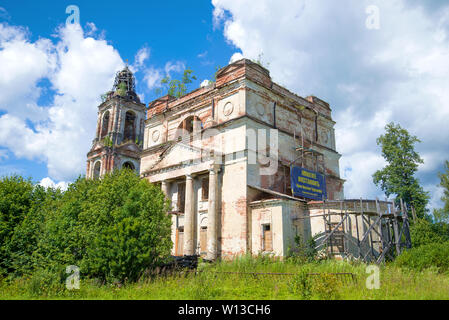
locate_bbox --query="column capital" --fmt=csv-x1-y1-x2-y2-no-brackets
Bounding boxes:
185,174,193,180
209,164,221,174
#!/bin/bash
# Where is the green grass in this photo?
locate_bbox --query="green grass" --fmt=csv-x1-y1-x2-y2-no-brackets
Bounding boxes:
1,256,449,300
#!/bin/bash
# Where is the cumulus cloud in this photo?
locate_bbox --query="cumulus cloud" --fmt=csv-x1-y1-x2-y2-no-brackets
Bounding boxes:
0,22,123,182
229,52,244,63
212,0,449,209
39,177,69,191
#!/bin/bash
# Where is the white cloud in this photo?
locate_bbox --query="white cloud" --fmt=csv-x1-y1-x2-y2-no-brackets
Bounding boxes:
198,51,208,58
0,22,124,181
164,61,185,76
133,46,150,71
39,177,69,191
229,52,243,63
212,0,449,210
143,67,163,89
200,79,212,87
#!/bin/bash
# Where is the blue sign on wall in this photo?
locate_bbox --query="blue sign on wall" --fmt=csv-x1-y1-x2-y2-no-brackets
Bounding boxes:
290,166,327,201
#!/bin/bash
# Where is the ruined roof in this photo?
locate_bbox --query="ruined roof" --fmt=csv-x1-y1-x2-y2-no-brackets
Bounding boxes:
146,58,332,119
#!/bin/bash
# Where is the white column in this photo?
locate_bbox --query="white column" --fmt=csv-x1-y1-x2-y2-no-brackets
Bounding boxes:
207,165,219,260
161,180,170,199
183,174,195,256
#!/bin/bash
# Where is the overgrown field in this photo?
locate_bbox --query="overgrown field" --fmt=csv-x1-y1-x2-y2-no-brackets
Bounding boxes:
1,256,449,300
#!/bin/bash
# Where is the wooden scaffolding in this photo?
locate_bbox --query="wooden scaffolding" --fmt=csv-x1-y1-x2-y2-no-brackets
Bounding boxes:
308,198,412,263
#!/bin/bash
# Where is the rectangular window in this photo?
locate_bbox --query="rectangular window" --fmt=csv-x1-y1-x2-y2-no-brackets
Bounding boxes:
177,182,185,212
262,224,273,252
202,178,209,201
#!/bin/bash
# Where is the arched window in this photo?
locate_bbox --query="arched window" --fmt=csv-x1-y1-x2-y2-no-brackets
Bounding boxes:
122,161,135,170
93,161,101,179
124,111,136,142
175,116,202,142
100,111,110,138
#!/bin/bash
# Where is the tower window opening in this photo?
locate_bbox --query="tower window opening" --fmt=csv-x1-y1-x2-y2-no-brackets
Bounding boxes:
93,161,101,180
124,111,136,142
101,111,110,138
122,161,135,171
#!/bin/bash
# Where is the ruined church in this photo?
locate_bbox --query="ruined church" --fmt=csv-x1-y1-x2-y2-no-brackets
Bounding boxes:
86,59,411,262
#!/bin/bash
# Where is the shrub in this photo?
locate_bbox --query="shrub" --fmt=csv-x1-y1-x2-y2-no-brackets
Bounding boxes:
25,268,64,297
409,219,448,247
287,269,312,300
34,169,173,283
311,273,340,300
286,234,320,263
288,269,341,300
395,241,449,273
0,176,59,277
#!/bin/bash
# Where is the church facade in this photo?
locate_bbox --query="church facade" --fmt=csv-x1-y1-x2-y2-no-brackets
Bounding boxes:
87,59,398,261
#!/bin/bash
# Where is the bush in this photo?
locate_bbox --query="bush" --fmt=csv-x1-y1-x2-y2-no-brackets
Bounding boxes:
395,242,449,273
287,269,312,299
287,269,340,300
25,268,64,297
409,219,448,247
34,169,173,283
1,170,172,286
286,234,319,263
0,176,59,277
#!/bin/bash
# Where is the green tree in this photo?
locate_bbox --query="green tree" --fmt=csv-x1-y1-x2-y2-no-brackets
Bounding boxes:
409,219,448,247
34,169,172,283
373,122,429,218
0,175,34,275
5,185,62,277
155,68,197,98
433,160,449,223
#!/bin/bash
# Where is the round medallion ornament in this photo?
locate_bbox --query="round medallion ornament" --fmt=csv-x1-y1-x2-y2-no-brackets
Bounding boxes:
223,102,234,117
152,130,160,142
256,103,266,116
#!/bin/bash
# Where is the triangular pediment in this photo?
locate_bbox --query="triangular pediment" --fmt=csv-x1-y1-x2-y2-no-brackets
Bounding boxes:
149,142,211,172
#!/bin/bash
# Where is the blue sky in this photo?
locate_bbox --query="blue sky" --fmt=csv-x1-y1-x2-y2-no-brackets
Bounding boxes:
1,0,448,211
0,0,234,185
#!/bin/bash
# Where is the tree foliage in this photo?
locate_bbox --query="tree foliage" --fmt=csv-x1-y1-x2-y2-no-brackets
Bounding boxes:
373,122,429,218
433,160,449,223
395,241,449,273
409,219,449,247
155,68,197,98
0,175,34,276
0,170,172,283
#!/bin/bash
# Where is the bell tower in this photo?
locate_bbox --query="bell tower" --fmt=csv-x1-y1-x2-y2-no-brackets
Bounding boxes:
86,66,146,179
